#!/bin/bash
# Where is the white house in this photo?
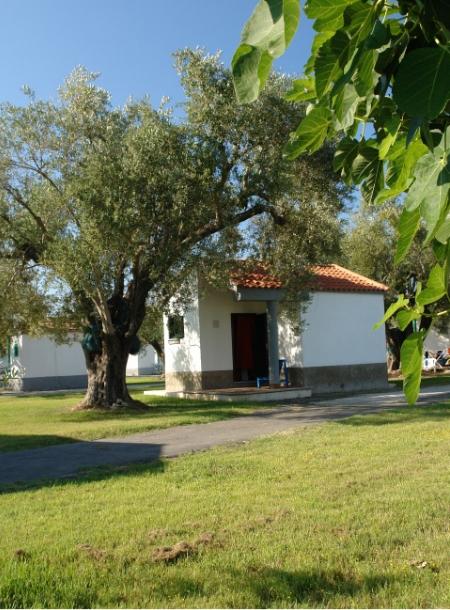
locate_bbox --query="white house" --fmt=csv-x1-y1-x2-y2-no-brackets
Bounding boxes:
163,264,389,396
126,345,161,376
5,334,88,391
3,335,158,391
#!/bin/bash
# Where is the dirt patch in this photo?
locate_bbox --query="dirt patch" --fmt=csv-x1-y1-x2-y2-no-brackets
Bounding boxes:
76,543,108,561
151,531,215,563
242,508,292,532
147,528,169,542
13,549,31,561
151,541,195,563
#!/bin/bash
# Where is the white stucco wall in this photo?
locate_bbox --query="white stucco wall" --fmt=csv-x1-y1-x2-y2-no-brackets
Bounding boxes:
278,313,303,367
301,292,387,367
198,288,266,372
17,335,86,379
164,284,387,376
126,346,158,375
424,327,450,352
164,290,203,374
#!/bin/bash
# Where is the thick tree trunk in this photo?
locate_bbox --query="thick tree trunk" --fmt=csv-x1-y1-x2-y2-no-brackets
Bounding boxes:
77,334,145,410
386,327,403,372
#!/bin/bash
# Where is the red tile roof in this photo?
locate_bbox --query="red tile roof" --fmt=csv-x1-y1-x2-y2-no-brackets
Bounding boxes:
231,264,388,294
231,264,283,289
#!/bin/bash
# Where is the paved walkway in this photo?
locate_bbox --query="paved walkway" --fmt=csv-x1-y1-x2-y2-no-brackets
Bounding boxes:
1,385,449,487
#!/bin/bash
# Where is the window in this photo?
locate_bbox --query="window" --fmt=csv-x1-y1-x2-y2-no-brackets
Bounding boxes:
168,315,184,342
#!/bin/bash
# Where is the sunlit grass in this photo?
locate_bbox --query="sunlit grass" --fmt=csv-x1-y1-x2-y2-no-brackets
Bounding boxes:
1,403,449,608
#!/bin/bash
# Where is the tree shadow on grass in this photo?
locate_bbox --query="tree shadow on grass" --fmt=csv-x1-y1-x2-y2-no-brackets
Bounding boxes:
162,567,400,607
243,567,398,607
338,403,450,427
0,433,79,453
59,400,259,423
0,439,165,494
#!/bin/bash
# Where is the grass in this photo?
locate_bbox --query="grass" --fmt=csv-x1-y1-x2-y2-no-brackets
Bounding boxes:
390,372,450,388
0,403,449,608
0,377,267,453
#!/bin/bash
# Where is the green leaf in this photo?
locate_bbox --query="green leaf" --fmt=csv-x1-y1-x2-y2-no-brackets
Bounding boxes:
354,49,377,96
285,77,315,101
405,150,450,242
351,142,384,203
395,207,421,264
393,47,450,120
284,106,332,158
373,294,408,330
401,331,424,405
396,309,421,332
333,84,359,130
314,30,352,97
304,31,334,73
232,0,301,103
378,117,401,160
344,1,375,46
365,20,389,49
416,263,446,306
305,0,357,32
376,136,427,203
333,136,359,181
434,215,450,244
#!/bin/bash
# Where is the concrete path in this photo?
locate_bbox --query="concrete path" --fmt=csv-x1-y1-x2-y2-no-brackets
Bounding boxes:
1,384,449,487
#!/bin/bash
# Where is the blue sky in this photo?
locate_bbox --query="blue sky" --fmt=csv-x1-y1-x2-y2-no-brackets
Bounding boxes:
2,0,315,107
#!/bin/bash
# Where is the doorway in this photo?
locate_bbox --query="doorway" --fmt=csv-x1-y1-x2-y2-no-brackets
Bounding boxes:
231,313,269,383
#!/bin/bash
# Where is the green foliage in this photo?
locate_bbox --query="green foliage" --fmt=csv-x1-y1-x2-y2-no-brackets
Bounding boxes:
0,52,345,406
400,331,425,405
233,0,450,403
232,0,300,103
372,294,409,331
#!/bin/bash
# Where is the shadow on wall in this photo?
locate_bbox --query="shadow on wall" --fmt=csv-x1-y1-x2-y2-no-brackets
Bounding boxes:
170,340,203,391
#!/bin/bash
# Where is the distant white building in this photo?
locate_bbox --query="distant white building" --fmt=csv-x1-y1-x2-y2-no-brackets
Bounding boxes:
126,345,161,376
163,264,389,395
424,326,450,353
3,335,159,391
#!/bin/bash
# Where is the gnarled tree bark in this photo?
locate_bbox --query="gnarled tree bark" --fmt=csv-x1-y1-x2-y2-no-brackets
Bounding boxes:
77,333,143,409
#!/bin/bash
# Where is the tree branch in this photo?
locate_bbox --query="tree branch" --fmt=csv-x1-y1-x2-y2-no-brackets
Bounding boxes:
180,202,285,247
3,184,49,238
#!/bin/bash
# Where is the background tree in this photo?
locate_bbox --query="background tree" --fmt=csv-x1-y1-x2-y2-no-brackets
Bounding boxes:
0,51,345,409
342,200,435,370
138,305,164,365
233,0,450,403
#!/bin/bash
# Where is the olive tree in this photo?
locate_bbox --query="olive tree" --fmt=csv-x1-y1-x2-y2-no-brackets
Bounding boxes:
0,50,344,408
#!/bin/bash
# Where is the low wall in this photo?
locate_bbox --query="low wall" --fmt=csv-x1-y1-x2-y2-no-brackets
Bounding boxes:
165,370,234,392
300,362,389,394
18,374,88,392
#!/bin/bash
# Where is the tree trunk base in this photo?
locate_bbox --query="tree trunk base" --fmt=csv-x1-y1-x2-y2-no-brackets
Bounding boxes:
72,395,148,412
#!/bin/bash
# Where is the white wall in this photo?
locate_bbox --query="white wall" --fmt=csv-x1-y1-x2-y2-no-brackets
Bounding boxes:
198,288,266,372
126,346,158,375
164,289,203,374
424,327,450,352
164,285,387,376
278,313,303,367
18,335,86,379
301,292,387,367
164,284,268,374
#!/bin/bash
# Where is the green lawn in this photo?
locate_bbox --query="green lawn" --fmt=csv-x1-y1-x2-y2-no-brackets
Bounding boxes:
390,372,450,388
0,379,266,453
0,403,449,608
